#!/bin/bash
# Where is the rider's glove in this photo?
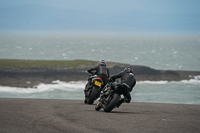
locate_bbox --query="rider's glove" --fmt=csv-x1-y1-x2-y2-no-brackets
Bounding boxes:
109,78,113,82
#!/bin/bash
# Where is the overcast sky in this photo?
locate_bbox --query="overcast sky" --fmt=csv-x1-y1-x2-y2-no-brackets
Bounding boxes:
0,0,200,34
1,0,199,13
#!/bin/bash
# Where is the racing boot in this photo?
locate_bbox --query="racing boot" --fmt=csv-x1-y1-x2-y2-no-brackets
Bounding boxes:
116,98,125,108
95,101,102,111
84,97,88,104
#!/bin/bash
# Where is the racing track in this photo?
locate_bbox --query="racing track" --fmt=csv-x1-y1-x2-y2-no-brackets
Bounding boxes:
0,98,199,133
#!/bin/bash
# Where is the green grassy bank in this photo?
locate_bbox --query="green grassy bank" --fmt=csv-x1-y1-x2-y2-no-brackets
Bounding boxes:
0,59,98,68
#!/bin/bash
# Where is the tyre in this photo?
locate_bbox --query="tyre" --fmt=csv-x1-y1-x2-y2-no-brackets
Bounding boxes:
87,86,99,104
103,94,120,112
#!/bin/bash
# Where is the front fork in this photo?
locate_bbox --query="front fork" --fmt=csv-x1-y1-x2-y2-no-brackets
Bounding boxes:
97,90,113,109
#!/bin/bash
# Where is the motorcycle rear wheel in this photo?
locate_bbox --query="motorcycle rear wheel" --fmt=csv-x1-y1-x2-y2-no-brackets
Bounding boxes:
103,94,120,112
87,86,99,104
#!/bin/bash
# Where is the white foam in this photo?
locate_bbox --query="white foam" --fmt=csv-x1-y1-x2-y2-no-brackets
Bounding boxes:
1,76,200,94
137,81,169,84
137,75,200,85
0,80,87,94
179,75,200,84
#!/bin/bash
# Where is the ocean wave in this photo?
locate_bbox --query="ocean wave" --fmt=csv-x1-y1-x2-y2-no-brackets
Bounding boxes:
136,75,200,84
0,80,87,94
0,76,200,94
179,78,200,84
137,81,169,84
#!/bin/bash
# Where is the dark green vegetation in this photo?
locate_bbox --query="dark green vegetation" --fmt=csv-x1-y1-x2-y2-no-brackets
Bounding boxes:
0,59,200,87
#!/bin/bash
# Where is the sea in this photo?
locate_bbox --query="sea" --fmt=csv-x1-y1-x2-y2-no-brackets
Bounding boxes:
0,33,200,105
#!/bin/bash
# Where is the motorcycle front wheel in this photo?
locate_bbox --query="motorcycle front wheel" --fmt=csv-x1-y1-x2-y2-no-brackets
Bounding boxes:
103,93,120,112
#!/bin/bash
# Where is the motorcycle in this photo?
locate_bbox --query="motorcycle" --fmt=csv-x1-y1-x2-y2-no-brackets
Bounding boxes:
84,73,103,104
95,82,130,112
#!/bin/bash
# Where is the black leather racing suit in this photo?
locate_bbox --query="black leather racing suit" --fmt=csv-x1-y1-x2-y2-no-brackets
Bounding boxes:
87,65,110,90
110,71,136,103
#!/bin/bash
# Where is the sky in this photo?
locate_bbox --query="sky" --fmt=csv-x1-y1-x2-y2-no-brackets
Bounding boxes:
0,0,200,34
1,0,200,14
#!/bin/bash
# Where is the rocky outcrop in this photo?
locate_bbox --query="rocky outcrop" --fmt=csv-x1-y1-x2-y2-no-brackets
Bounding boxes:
0,63,200,87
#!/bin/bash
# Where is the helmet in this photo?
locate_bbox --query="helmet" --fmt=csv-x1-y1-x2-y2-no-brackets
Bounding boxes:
124,66,133,73
98,60,106,66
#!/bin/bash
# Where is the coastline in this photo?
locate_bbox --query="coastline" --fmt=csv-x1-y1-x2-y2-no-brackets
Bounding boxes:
0,98,200,133
1,59,200,87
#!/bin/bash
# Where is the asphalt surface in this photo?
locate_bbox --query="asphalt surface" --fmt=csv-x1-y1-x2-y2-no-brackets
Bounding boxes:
0,98,200,133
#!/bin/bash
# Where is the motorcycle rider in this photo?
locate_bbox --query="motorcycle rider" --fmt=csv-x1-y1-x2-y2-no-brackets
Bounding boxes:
84,60,110,102
107,66,136,107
